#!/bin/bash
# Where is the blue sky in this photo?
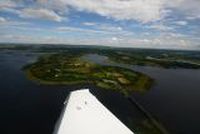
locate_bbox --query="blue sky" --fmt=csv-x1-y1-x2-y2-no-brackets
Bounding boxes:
0,0,200,50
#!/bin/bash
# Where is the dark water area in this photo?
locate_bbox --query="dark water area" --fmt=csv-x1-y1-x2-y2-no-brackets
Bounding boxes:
132,67,200,134
0,51,70,134
0,51,150,134
1,51,200,134
83,54,200,134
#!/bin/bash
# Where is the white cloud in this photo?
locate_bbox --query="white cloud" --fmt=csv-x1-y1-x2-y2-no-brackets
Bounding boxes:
0,7,20,14
82,22,96,26
0,17,6,23
98,24,123,32
0,20,31,27
82,22,134,36
57,26,108,34
20,8,63,22
36,0,49,4
2,0,200,23
147,24,174,31
174,20,188,26
82,22,123,32
57,24,133,36
0,0,16,9
111,37,118,41
63,0,166,23
166,0,200,20
38,0,200,23
1,0,200,50
1,31,199,50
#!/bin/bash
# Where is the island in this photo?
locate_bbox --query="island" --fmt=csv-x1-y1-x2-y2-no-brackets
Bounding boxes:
23,53,154,96
2,44,200,69
102,49,200,69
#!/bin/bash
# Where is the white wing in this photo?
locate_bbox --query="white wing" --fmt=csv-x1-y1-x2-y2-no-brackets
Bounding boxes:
55,89,134,134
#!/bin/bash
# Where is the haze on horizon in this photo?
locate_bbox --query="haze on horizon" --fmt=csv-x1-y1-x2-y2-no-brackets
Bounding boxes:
0,0,200,50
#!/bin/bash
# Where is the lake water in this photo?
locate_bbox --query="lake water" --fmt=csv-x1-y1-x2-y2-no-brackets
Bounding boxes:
132,67,200,134
0,51,154,134
0,51,70,134
1,51,200,134
83,54,200,134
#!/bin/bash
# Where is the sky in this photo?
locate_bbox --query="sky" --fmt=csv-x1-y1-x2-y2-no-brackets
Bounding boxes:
0,0,200,50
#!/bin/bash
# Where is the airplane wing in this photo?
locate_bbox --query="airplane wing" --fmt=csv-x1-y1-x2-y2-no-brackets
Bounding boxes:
54,89,134,134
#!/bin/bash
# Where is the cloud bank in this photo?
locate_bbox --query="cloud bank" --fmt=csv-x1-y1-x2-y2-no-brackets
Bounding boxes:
0,0,200,50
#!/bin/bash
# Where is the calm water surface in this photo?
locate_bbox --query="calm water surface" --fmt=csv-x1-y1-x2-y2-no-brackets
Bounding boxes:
132,67,200,134
83,54,200,134
0,51,149,134
1,51,200,134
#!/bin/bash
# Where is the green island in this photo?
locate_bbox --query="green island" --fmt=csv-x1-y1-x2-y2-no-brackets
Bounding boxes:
102,49,200,69
23,53,153,96
2,44,200,69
